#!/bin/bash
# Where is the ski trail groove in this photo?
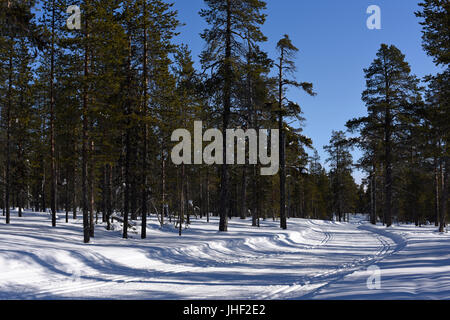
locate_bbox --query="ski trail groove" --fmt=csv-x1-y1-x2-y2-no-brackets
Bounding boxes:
9,217,408,300
18,223,324,299
256,222,405,300
298,224,407,300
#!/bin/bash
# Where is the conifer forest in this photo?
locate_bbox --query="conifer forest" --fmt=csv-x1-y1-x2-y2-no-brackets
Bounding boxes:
0,0,448,301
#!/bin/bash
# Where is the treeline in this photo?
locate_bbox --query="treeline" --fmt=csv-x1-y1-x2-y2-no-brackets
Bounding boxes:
345,0,449,231
0,0,333,243
0,0,448,244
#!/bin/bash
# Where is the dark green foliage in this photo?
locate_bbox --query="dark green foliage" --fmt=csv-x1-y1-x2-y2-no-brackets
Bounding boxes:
416,0,450,66
2,0,447,242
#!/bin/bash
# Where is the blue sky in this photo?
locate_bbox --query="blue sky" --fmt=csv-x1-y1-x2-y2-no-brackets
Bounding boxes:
172,0,440,183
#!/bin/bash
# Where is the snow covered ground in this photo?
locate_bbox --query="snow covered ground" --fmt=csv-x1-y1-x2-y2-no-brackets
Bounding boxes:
0,210,449,300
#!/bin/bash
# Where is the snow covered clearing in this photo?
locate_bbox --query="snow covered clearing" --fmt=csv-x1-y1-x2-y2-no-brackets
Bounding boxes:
0,211,449,300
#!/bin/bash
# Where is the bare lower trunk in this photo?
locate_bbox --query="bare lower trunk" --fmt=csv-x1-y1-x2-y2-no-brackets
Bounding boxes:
279,119,286,229
206,167,210,223
101,166,106,223
123,129,130,239
5,50,12,224
219,0,232,232
65,167,69,223
141,3,148,238
439,158,448,233
89,141,95,237
72,142,77,220
82,15,90,243
240,167,247,219
50,4,57,228
435,157,440,227
179,165,185,236
252,165,258,227
161,152,166,226
106,164,113,231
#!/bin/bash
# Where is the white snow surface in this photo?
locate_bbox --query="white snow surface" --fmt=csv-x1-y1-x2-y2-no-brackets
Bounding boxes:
0,211,449,300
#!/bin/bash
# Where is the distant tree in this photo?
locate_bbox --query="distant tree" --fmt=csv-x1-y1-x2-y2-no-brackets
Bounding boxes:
324,131,354,222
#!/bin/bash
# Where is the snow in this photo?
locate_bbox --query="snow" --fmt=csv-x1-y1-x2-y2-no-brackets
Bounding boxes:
0,211,449,300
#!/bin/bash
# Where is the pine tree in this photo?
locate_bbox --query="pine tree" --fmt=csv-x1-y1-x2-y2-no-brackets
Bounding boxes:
140,0,149,239
173,44,203,234
416,0,450,67
274,34,315,229
347,116,383,225
12,38,36,218
355,44,422,227
1,36,14,224
0,0,45,49
417,0,449,232
424,71,449,232
324,131,354,222
40,0,60,227
200,0,267,232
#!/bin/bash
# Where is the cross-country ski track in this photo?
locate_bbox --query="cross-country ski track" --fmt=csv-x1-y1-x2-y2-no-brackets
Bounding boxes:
0,211,449,300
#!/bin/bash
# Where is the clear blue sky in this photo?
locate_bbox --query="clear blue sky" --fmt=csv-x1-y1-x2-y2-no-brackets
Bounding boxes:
172,0,440,184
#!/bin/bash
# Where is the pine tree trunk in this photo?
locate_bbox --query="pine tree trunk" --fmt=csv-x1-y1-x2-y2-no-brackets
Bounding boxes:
161,150,166,226
82,14,90,244
50,3,57,228
240,166,247,219
186,179,191,225
200,172,204,219
41,167,46,213
72,139,77,220
206,167,210,223
3,168,6,216
434,156,440,227
258,171,263,225
141,1,149,239
439,158,448,233
18,193,22,218
123,128,130,239
252,165,258,227
179,164,185,236
219,0,232,232
278,50,287,230
89,141,95,237
65,166,69,223
384,87,393,227
122,22,133,239
370,172,376,225
130,150,137,221
5,47,12,225
102,166,106,223
287,179,290,219
106,164,113,231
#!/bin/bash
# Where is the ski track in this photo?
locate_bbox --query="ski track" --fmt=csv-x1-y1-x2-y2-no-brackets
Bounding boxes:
0,212,416,300
1,214,332,299
297,224,409,300
254,221,401,300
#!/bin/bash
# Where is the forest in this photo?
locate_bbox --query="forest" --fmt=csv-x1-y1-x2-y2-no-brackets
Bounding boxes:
0,0,448,245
